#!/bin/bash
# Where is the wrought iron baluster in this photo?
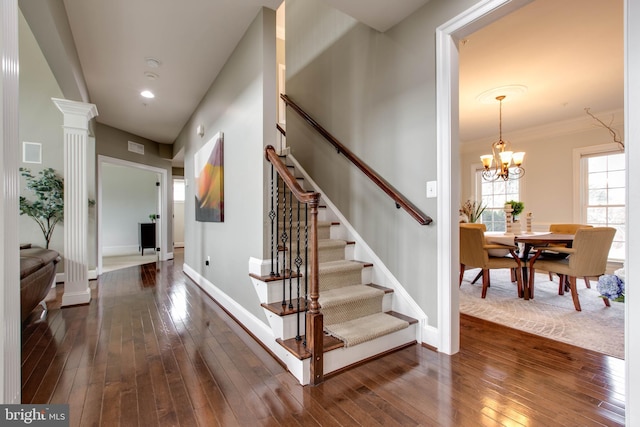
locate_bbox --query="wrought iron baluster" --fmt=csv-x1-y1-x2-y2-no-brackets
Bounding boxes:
280,176,289,307
269,164,276,277
303,202,309,347
288,188,294,309
275,175,281,277
295,200,303,341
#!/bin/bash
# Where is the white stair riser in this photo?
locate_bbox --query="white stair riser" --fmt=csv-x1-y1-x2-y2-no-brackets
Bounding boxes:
271,293,394,340
323,323,418,377
280,323,418,385
263,308,306,340
253,265,374,305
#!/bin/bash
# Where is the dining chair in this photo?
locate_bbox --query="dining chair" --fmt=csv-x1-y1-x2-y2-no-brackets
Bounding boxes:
459,223,522,298
545,224,594,287
528,227,616,311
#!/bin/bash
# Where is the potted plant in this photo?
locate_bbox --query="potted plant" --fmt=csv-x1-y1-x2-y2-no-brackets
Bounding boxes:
19,167,94,249
505,200,524,221
459,200,487,223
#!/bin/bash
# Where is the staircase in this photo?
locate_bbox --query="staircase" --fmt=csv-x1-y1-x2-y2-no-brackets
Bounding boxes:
250,147,422,385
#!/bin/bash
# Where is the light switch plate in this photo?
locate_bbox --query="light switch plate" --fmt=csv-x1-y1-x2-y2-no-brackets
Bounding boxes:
426,181,437,198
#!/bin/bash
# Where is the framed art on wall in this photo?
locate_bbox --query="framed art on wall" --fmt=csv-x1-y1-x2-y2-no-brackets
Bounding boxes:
194,132,224,222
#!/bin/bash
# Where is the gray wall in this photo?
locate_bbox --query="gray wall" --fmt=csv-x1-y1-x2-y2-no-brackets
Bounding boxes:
95,123,173,250
18,11,97,269
19,10,64,250
174,8,276,322
285,0,480,327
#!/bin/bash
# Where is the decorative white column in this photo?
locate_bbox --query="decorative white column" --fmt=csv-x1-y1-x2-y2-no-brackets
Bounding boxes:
52,98,98,307
2,0,23,404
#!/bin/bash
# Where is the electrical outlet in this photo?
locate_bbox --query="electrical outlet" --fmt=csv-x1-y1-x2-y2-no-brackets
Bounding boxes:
426,181,437,198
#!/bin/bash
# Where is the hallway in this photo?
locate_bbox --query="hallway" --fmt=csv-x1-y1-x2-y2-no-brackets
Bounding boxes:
21,250,624,426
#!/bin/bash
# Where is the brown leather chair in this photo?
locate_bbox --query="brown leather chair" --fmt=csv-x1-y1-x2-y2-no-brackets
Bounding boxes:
528,227,616,311
459,224,522,298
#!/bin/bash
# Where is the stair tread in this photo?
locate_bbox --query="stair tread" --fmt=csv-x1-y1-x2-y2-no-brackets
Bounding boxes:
319,284,384,307
276,334,344,360
275,311,417,360
323,312,411,347
366,283,394,294
261,298,307,316
318,259,371,272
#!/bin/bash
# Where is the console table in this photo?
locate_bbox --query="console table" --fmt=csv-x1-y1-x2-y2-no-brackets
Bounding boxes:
139,223,156,255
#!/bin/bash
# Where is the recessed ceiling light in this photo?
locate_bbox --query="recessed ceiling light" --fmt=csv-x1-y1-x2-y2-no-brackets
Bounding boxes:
140,90,155,99
145,57,161,68
144,71,159,80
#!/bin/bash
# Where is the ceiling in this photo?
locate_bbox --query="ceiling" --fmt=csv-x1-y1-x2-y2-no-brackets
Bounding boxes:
459,0,623,142
21,0,622,149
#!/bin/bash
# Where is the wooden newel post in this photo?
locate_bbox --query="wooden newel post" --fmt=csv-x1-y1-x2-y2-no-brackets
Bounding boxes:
306,198,323,385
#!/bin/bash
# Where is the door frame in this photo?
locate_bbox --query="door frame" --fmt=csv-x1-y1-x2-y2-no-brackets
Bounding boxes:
436,0,638,421
435,0,534,355
97,155,169,274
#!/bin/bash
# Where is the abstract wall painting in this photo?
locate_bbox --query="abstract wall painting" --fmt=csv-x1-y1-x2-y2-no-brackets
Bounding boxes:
194,132,224,222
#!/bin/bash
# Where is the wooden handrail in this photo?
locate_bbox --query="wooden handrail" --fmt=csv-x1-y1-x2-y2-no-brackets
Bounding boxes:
280,94,432,225
276,123,286,137
265,145,317,204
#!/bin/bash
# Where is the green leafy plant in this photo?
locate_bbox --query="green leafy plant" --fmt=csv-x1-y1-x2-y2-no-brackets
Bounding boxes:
19,168,64,249
460,200,487,223
19,167,94,249
506,200,524,220
149,214,157,222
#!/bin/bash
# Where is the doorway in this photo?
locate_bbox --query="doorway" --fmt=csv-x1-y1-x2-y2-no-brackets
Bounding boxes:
97,156,169,275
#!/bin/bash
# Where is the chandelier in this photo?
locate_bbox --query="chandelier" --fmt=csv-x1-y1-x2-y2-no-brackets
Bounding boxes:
480,95,525,181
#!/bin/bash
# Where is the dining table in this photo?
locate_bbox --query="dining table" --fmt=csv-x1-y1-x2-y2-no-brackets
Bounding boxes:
484,231,576,300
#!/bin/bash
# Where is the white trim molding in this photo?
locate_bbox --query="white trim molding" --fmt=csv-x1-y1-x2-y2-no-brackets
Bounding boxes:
435,0,534,355
97,155,170,275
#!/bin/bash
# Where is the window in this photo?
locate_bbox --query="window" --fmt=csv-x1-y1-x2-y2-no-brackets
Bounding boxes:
582,151,625,260
173,179,185,202
474,168,521,232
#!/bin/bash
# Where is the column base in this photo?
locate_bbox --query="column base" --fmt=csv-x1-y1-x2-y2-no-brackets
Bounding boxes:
61,287,91,307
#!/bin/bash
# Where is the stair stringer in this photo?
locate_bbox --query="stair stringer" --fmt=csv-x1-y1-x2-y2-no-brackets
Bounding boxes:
287,154,434,345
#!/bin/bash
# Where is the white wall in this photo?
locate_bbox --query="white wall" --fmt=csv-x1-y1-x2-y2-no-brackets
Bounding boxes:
101,164,158,255
173,202,185,247
460,112,625,226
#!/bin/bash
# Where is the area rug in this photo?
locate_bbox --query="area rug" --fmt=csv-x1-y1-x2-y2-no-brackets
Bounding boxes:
459,268,624,359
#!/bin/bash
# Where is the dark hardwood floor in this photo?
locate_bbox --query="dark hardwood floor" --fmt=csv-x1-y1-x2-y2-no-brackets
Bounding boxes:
21,249,625,426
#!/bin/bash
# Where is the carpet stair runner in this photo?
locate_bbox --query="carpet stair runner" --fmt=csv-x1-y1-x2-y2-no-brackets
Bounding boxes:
251,157,419,384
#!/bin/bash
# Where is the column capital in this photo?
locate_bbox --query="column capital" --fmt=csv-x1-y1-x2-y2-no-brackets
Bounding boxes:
52,98,98,129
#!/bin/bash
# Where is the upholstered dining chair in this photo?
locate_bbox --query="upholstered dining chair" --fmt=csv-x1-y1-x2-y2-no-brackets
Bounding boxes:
528,227,616,311
545,224,594,287
459,223,523,298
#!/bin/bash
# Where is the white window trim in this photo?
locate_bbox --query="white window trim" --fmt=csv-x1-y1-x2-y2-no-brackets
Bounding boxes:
470,161,527,205
572,143,624,223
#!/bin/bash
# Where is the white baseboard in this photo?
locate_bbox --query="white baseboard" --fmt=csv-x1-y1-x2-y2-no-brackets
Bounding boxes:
421,323,440,350
182,262,298,379
102,245,140,256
